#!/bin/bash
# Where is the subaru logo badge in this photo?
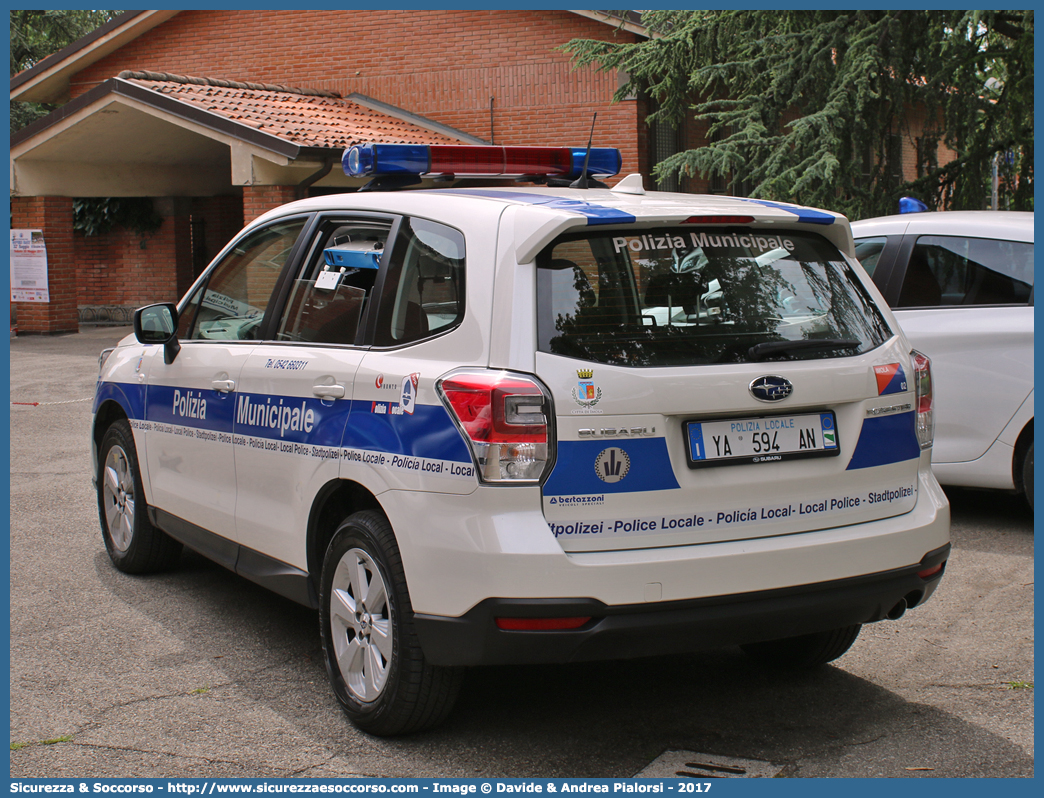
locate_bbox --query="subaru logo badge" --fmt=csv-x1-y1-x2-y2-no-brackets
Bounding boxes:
750,376,793,402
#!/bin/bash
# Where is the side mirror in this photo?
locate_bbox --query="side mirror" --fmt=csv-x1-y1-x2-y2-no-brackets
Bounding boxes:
134,303,181,364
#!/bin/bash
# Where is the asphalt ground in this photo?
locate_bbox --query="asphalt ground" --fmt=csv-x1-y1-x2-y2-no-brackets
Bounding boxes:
8,326,1034,778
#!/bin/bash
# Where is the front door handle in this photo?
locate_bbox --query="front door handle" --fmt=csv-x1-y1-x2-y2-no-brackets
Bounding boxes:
211,379,236,393
313,384,346,399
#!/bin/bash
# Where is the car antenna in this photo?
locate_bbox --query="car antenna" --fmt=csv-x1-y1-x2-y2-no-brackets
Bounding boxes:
570,113,598,189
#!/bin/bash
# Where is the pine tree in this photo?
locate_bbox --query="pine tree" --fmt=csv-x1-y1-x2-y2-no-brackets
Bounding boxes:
564,10,1033,216
10,10,123,133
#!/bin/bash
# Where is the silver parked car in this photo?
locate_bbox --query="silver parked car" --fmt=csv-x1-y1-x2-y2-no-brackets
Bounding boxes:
852,210,1034,507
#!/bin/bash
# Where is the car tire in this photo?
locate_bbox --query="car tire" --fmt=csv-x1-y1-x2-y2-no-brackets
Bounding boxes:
320,510,463,736
740,624,862,669
97,419,182,573
1021,442,1034,510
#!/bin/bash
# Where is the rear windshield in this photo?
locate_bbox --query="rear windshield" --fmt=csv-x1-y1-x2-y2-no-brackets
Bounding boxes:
537,227,892,367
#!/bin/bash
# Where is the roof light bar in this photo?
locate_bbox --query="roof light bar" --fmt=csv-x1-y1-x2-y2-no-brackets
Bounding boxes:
343,144,621,180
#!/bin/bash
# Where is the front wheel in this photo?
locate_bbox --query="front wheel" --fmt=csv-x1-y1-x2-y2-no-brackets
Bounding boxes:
97,419,182,573
319,511,462,736
740,624,862,669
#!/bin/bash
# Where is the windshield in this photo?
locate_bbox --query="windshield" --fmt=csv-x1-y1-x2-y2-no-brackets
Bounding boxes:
537,227,892,366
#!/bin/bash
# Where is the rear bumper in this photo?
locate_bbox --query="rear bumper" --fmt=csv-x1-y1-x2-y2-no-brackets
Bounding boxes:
386,467,950,619
414,544,949,666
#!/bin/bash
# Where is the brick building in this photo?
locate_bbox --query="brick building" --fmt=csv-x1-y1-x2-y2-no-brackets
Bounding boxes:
9,9,947,333
10,10,665,333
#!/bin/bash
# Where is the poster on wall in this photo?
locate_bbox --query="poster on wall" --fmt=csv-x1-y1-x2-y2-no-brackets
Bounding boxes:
10,229,51,303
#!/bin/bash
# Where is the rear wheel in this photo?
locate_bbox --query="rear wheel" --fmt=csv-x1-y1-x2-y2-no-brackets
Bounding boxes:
97,419,182,573
741,624,861,669
319,510,462,736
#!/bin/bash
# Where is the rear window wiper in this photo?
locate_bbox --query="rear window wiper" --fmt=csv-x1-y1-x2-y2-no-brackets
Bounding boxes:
748,338,861,361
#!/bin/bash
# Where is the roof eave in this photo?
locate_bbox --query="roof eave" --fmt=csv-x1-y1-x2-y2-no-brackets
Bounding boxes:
345,93,488,145
567,10,651,38
11,77,301,159
11,10,181,103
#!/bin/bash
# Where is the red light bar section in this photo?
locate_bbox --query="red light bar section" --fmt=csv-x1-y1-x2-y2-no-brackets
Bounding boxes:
428,146,573,176
495,616,591,631
429,145,504,176
682,216,756,224
504,147,572,176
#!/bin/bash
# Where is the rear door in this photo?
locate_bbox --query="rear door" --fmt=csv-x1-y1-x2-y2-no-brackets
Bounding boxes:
886,231,1034,465
349,215,476,496
232,214,397,568
535,223,925,552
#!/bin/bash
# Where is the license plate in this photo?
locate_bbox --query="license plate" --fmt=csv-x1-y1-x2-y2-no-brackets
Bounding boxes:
685,411,839,468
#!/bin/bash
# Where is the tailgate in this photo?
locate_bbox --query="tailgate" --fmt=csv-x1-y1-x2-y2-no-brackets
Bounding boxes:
540,342,921,552
532,221,922,552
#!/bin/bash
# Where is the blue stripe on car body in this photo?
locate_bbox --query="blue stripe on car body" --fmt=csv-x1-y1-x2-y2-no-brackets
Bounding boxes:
543,438,681,496
846,412,921,470
96,381,472,462
341,400,472,462
94,381,147,419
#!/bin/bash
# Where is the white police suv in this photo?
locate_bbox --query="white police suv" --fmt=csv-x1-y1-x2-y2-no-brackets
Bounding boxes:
93,143,950,736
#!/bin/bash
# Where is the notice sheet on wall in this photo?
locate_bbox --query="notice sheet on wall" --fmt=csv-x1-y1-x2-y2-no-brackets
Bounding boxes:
10,229,50,303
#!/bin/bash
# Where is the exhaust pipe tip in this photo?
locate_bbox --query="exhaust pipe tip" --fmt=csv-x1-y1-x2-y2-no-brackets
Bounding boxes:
887,598,908,620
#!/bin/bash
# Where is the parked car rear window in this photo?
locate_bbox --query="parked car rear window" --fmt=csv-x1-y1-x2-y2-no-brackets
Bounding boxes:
537,227,891,366
853,236,887,276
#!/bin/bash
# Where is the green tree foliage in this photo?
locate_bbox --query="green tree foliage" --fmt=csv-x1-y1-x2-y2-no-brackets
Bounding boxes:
565,10,1033,217
10,9,123,133
72,197,163,238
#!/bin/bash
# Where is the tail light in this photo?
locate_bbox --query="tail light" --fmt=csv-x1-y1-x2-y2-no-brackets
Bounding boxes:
917,562,944,580
436,369,555,484
912,350,934,449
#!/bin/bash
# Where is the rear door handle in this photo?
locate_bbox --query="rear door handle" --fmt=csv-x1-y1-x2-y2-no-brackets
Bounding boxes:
211,379,236,393
313,384,346,399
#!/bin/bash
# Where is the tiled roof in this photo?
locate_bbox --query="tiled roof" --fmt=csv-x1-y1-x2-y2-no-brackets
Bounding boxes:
120,71,466,149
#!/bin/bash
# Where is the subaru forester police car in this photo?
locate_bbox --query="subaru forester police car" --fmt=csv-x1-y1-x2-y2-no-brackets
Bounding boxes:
93,143,950,736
